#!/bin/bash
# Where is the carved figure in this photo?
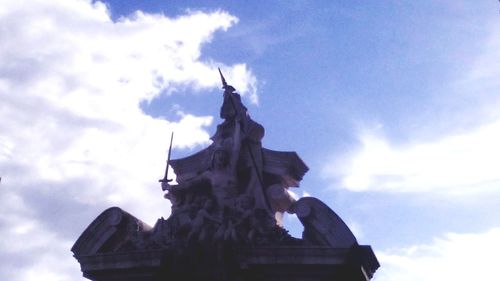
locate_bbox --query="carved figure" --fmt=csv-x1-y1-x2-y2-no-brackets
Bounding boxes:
187,198,221,243
214,71,270,217
163,119,241,218
207,119,241,216
161,70,309,245
231,195,256,242
73,70,380,281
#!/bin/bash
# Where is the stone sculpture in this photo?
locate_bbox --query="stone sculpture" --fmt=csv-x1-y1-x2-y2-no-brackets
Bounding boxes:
155,70,310,247
72,70,379,281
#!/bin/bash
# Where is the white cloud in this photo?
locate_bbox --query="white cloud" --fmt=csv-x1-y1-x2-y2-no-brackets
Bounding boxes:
0,0,256,280
327,119,500,194
374,227,500,281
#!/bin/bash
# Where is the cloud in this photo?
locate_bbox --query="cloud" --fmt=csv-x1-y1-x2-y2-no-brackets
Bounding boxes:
0,200,79,281
325,119,500,194
374,227,500,281
0,0,256,280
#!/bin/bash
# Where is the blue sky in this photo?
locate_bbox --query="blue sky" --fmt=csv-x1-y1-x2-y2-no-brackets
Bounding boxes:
1,1,500,280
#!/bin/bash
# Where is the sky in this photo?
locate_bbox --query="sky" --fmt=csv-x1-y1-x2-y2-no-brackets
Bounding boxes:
1,0,500,280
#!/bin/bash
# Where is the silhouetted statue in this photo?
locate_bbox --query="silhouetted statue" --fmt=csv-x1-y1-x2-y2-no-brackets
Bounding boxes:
161,70,309,246
72,70,379,281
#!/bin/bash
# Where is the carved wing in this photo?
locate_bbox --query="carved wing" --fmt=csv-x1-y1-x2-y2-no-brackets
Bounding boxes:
261,148,309,187
293,197,358,248
169,145,214,183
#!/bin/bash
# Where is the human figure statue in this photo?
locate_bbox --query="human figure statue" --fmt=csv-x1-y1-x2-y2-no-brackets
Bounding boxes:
214,72,271,218
249,208,276,243
187,198,220,243
162,119,242,218
161,70,309,246
208,118,241,216
232,195,257,242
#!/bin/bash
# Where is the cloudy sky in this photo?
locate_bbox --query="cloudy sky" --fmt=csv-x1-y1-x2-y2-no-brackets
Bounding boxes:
1,0,500,280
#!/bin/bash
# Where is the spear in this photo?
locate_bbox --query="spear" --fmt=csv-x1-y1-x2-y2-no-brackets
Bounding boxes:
218,67,228,90
159,132,174,184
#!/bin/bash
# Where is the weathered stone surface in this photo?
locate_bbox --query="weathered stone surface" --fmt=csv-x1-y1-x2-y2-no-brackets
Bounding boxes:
76,247,377,281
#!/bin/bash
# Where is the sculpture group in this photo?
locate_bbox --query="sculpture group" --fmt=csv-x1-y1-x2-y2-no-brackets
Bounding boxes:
71,70,378,281
154,70,306,247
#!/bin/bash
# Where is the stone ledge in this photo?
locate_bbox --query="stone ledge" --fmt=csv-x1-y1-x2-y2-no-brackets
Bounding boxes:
74,245,378,281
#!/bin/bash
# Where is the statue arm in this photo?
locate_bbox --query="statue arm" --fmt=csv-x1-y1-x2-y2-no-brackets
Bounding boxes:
163,172,210,191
